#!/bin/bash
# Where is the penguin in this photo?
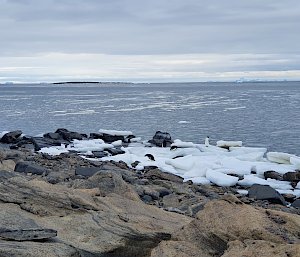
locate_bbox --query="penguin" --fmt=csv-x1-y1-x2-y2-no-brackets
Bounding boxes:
205,136,210,147
145,153,155,161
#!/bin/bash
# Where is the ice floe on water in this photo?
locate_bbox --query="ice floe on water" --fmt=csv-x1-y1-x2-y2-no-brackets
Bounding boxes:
36,129,300,198
98,129,133,136
178,120,191,124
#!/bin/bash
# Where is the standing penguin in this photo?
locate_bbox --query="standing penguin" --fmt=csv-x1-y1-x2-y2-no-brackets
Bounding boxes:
205,136,210,147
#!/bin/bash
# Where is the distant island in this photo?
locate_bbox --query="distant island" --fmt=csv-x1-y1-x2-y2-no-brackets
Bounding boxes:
52,81,134,85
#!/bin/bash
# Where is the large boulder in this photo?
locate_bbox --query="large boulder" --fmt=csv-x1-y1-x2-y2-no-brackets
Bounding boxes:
10,136,66,151
291,199,300,208
148,131,173,147
55,128,87,142
90,132,124,143
158,195,300,257
73,171,141,201
283,171,300,182
248,184,286,205
0,204,57,241
0,173,191,256
0,130,23,144
15,161,49,175
264,170,283,181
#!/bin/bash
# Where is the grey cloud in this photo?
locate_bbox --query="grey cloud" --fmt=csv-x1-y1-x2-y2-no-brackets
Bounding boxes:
0,0,300,81
1,0,299,55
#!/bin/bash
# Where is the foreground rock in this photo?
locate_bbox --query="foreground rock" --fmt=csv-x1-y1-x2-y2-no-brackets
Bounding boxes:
0,169,191,256
148,131,173,147
248,184,287,206
152,195,300,257
0,130,23,144
0,131,300,257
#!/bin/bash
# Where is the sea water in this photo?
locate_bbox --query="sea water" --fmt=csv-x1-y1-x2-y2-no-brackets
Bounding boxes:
0,81,299,155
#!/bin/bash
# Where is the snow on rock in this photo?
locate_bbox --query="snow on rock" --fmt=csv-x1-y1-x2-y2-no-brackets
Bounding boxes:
238,175,293,190
217,140,242,148
238,175,269,187
196,144,229,153
188,176,211,185
183,157,221,178
69,139,114,152
220,157,253,176
165,155,195,172
130,137,142,142
30,131,300,198
112,140,122,147
206,169,239,187
233,152,265,162
98,129,133,136
276,189,300,198
229,146,267,154
0,131,10,139
39,145,69,156
290,156,300,169
171,139,195,148
252,162,296,176
266,152,296,164
237,189,248,195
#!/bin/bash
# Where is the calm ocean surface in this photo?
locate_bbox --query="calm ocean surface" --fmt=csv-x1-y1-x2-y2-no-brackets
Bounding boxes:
0,81,299,155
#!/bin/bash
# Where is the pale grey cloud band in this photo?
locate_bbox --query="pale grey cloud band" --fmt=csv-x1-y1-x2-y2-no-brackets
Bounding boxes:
0,0,299,82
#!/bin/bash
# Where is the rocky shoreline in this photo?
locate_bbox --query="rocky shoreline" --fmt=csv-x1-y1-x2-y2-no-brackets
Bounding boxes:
0,128,299,257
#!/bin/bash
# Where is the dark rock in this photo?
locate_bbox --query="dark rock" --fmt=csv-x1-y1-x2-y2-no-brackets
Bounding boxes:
143,166,158,171
11,136,67,151
90,132,124,143
148,131,173,147
55,128,87,142
142,195,153,203
0,130,23,144
157,188,171,197
31,137,66,151
0,205,57,241
75,167,101,177
106,148,125,156
283,171,300,182
282,193,296,203
46,172,71,184
248,184,286,206
291,181,298,188
143,187,160,200
43,132,62,140
15,162,48,175
0,240,81,256
264,170,283,181
291,199,300,208
143,169,184,183
131,161,140,168
228,173,244,180
192,185,222,200
0,228,57,241
124,135,136,143
172,155,184,159
92,151,108,158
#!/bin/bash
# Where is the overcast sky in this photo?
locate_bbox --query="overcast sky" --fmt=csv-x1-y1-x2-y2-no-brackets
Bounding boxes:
0,0,300,82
